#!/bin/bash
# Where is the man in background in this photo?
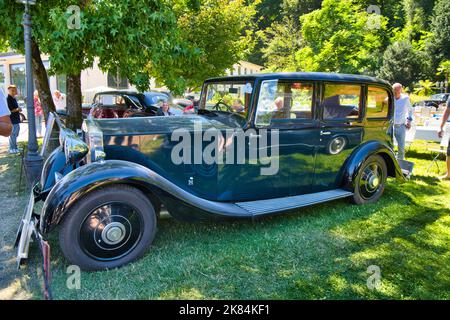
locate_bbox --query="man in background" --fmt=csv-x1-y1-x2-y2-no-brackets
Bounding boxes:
7,85,21,154
392,83,413,160
437,95,450,180
0,87,12,137
53,90,66,112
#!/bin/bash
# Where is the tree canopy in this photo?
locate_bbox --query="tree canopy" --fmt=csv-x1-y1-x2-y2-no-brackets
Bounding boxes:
0,0,256,127
259,0,448,92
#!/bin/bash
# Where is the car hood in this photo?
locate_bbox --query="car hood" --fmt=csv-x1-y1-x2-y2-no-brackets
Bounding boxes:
84,115,243,136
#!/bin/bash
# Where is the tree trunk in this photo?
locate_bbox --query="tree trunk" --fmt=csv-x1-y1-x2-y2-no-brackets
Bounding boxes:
66,73,83,130
31,38,56,122
31,38,59,154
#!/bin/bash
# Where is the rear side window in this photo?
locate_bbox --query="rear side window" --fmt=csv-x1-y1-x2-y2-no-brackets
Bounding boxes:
367,86,389,119
322,84,361,120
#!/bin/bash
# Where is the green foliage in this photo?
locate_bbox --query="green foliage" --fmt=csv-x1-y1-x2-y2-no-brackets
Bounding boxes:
151,0,257,91
280,0,322,25
413,80,436,96
261,16,302,72
41,1,193,93
0,0,254,94
437,60,450,86
358,1,402,29
0,1,188,93
249,0,322,66
428,0,450,61
294,0,388,74
377,40,431,88
246,0,284,65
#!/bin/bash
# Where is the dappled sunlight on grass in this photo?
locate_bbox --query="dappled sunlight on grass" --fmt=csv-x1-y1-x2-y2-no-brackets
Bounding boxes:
158,287,206,300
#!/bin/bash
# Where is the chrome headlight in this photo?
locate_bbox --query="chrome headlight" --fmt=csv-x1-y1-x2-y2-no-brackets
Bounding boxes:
82,118,106,163
62,129,89,164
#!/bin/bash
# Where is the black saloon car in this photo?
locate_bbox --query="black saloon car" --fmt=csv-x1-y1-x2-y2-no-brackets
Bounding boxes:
17,72,411,272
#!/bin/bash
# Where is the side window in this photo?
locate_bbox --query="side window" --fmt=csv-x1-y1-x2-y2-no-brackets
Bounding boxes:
255,80,313,126
367,86,389,119
322,84,361,120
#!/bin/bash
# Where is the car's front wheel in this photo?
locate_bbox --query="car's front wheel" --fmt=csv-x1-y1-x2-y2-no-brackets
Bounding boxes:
59,184,157,271
352,155,387,205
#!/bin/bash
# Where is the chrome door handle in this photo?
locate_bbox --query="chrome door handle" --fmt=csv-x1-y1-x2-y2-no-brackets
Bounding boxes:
320,131,331,136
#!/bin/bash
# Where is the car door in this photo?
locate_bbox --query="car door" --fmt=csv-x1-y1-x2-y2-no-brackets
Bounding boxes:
313,82,365,192
252,79,318,197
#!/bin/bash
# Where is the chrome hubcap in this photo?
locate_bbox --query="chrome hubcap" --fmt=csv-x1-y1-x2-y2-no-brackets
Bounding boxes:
101,222,126,245
359,162,384,200
369,175,380,189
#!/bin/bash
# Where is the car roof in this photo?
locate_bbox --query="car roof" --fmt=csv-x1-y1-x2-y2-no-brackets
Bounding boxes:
95,90,169,96
143,91,170,96
95,90,140,95
205,72,391,86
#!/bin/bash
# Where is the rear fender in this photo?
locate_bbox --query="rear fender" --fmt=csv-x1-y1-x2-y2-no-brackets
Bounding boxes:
339,140,405,191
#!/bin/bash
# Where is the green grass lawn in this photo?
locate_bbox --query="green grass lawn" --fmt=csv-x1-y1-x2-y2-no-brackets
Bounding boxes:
3,141,450,300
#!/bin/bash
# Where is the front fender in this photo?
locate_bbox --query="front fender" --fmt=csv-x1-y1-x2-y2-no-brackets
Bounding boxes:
339,140,405,191
40,160,248,233
40,146,71,192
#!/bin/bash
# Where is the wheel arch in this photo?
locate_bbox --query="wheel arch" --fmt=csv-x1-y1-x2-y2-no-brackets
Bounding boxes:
40,160,167,234
339,140,404,191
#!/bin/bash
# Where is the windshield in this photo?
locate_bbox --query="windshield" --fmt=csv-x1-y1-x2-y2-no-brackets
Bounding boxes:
200,81,254,117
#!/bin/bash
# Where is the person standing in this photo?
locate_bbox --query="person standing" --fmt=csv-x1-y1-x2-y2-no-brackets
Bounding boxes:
34,90,44,138
392,83,413,160
0,87,12,137
53,90,66,112
7,85,22,154
437,95,450,180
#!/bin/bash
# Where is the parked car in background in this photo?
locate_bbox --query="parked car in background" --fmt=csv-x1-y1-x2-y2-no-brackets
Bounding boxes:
413,93,450,109
89,91,183,118
17,72,411,271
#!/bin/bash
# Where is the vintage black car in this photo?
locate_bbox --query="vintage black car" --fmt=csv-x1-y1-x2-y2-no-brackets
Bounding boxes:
16,72,411,271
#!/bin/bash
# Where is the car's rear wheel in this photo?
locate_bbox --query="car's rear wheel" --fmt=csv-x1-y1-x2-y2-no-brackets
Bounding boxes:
59,184,157,271
352,155,387,205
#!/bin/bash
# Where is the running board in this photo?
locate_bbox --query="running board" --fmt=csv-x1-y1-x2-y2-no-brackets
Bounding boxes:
235,189,353,215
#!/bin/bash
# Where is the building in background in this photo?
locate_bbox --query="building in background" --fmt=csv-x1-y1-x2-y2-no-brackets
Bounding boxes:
0,52,264,103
